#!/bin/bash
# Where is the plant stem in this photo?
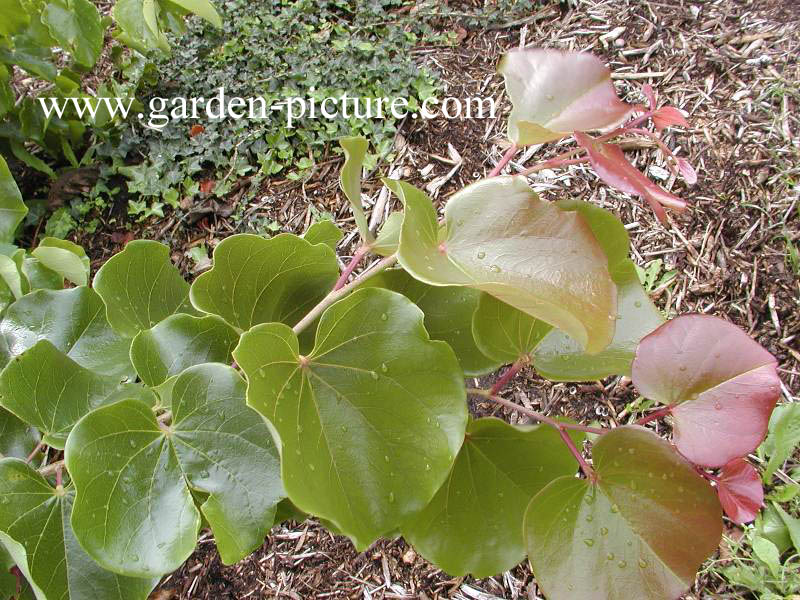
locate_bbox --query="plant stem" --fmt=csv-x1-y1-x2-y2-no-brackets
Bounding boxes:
635,405,672,426
25,441,44,464
488,143,518,177
38,460,64,477
55,464,63,487
694,465,719,484
333,245,371,291
489,357,527,396
557,426,596,482
292,253,398,335
519,146,586,176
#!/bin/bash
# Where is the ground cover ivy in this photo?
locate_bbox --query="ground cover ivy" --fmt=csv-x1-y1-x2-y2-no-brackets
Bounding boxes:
0,48,787,600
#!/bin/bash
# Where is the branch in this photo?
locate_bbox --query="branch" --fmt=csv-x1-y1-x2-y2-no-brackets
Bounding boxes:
333,245,371,291
292,253,398,335
38,460,64,477
489,356,528,396
635,405,672,426
488,143,518,177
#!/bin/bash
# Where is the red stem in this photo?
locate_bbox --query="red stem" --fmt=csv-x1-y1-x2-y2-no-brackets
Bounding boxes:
557,426,597,482
488,143,518,177
333,245,371,291
635,405,672,426
25,441,44,464
55,464,63,488
489,358,526,396
694,465,719,484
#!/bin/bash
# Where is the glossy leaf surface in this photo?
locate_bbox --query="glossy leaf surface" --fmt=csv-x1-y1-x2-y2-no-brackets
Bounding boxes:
0,340,124,448
717,458,763,524
130,314,239,386
66,364,283,576
390,176,616,353
403,418,579,577
0,408,38,459
632,314,780,467
763,403,800,481
498,49,632,145
30,237,90,286
190,233,338,331
0,156,27,245
0,459,157,600
372,211,403,256
235,288,467,550
472,293,552,364
361,268,499,375
93,240,193,337
41,0,102,67
525,426,722,600
0,286,134,379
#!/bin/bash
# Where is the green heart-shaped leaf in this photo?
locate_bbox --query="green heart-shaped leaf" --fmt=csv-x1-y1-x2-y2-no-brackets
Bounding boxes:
472,293,552,364
130,313,239,386
388,177,616,354
0,286,134,379
41,0,103,67
234,287,467,550
360,268,499,375
524,426,722,599
65,363,283,576
93,240,193,337
0,340,133,448
190,233,338,331
403,417,580,577
0,408,39,459
0,459,158,600
303,219,342,250
0,156,27,245
339,136,373,243
30,237,89,286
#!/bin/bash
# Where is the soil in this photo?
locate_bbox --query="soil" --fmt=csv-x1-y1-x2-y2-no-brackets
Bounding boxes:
15,0,800,597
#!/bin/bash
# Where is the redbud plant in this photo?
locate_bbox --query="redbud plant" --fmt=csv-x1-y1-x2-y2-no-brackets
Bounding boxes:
0,49,781,600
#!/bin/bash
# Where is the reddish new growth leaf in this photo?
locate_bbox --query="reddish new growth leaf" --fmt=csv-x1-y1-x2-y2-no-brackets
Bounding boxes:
574,131,687,224
632,314,781,467
716,458,763,524
652,106,689,132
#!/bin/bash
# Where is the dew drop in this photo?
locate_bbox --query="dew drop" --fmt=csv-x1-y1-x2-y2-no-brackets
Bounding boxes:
568,584,574,591
585,515,593,522
308,463,315,471
600,527,609,536
425,463,431,471
610,504,619,514
546,93,554,101
199,470,209,479
638,559,648,568
477,251,486,260
679,365,687,372
662,473,668,480
489,264,501,273
384,455,390,463
714,402,722,410
370,371,379,380
583,538,595,547
131,554,140,562
678,485,684,493
295,448,301,455
607,553,615,560
380,363,388,373
0,497,8,505
129,439,137,448
634,300,642,308
627,448,635,455
617,560,627,569
388,492,395,503
157,542,166,549
380,313,388,321
258,368,266,377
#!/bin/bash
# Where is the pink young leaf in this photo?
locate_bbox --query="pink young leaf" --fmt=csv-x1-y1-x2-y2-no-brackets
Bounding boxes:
652,106,689,132
498,49,633,145
574,131,687,224
717,458,763,524
677,158,698,185
641,84,656,110
632,314,781,467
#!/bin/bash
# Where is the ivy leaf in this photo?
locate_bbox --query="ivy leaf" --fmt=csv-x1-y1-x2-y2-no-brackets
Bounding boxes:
339,137,373,244
717,459,763,525
130,314,239,386
472,293,552,364
65,363,284,577
632,314,781,467
388,176,616,354
524,426,722,600
0,408,39,459
0,156,28,245
403,417,580,577
497,49,632,145
303,220,342,250
0,459,158,600
0,287,134,380
763,403,800,481
93,240,193,337
234,288,467,550
41,0,103,67
190,233,338,331
574,132,687,224
360,268,499,375
372,211,403,257
0,340,133,448
30,237,90,286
